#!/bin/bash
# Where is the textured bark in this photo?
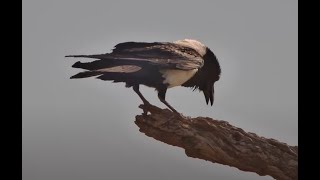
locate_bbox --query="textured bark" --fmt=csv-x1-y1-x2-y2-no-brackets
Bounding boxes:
135,104,298,180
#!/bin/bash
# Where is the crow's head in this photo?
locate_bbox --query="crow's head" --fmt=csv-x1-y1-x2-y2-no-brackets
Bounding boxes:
182,46,220,106
200,47,221,106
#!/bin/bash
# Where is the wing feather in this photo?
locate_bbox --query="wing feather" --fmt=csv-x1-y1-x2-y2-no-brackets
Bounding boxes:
67,42,204,71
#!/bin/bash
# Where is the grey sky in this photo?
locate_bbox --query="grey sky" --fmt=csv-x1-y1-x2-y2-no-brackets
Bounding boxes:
23,0,297,180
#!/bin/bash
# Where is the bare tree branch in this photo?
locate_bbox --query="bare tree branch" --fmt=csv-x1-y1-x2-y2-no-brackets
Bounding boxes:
135,104,298,180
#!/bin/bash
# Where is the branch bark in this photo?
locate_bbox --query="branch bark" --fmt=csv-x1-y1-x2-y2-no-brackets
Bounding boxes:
135,104,298,180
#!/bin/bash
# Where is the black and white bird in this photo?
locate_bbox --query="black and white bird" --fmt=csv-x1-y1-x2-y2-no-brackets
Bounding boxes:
66,39,221,113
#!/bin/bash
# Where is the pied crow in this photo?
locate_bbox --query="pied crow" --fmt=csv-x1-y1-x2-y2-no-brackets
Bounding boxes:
66,39,221,113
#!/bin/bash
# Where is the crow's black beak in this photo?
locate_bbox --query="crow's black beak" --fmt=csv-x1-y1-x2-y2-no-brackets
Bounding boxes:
203,85,214,106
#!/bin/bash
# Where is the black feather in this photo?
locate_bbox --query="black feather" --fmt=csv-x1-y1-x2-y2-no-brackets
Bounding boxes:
70,71,103,79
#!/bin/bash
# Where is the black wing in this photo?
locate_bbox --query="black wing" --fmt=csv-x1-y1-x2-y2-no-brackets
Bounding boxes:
67,42,204,71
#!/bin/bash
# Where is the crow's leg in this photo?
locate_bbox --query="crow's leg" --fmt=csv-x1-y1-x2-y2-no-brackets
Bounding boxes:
157,87,179,113
133,85,150,105
133,85,151,114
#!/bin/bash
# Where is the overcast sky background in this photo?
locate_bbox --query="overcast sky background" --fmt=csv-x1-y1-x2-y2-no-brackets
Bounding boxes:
23,0,297,180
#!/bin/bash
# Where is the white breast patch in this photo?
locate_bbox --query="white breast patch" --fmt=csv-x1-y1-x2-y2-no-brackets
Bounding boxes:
160,69,198,88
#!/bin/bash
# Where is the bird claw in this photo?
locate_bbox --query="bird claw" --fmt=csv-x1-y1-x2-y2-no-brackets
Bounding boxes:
139,103,159,115
140,104,150,115
172,111,188,119
139,103,189,120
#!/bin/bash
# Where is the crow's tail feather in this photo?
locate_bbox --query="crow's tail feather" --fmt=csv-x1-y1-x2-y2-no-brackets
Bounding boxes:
70,71,103,79
70,70,137,85
65,54,105,59
71,60,118,70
